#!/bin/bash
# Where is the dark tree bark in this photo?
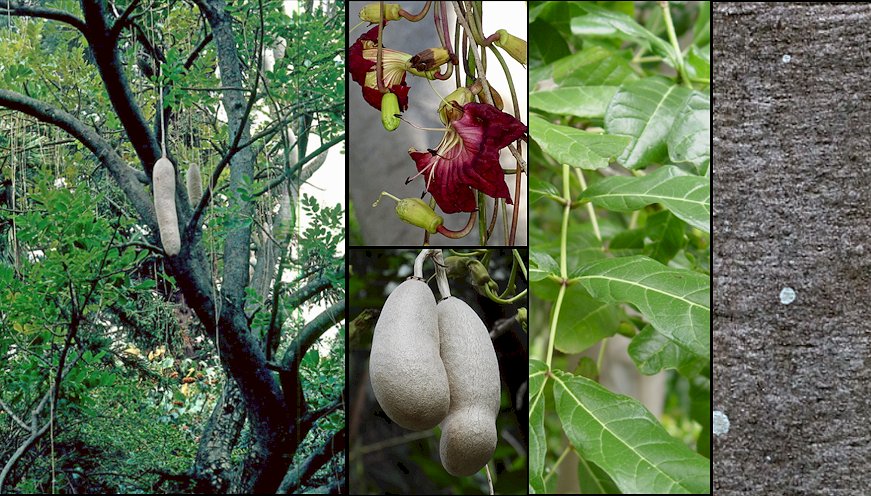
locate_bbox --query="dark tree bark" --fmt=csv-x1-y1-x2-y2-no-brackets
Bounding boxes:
714,3,871,495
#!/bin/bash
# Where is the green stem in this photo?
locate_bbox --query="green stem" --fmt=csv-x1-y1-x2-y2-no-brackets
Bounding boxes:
500,250,519,298
512,248,527,280
546,164,572,369
485,284,527,304
487,45,523,245
660,1,691,88
560,165,570,278
574,169,600,242
477,192,487,245
449,249,487,257
544,444,574,483
596,338,608,372
545,283,566,369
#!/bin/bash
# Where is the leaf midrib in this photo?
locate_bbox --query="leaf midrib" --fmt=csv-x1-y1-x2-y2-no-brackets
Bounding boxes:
552,373,690,493
578,273,709,313
587,190,710,209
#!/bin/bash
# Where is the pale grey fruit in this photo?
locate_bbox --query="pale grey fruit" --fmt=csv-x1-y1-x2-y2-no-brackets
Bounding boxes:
437,296,500,477
370,278,450,431
153,157,180,256
186,162,202,207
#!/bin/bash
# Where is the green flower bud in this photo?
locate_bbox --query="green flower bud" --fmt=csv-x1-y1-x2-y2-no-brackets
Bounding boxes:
408,48,451,72
381,92,401,131
467,260,493,287
444,256,469,280
494,29,527,66
406,67,438,79
396,198,443,233
516,307,527,333
359,3,402,23
438,87,473,124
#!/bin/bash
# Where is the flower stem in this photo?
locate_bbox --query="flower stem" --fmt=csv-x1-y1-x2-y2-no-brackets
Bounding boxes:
500,252,518,298
398,1,431,21
437,211,476,239
596,339,609,372
484,283,527,304
487,45,524,245
375,1,387,94
512,248,527,280
432,249,451,298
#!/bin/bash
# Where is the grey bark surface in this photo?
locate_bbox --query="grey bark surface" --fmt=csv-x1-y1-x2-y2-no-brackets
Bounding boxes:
714,3,871,495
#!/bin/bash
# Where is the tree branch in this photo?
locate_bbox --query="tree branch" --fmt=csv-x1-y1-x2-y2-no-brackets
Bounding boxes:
184,33,214,70
302,395,343,429
0,2,88,35
265,265,341,361
278,428,347,494
279,301,345,373
0,89,156,227
81,0,163,175
253,133,345,197
108,0,142,41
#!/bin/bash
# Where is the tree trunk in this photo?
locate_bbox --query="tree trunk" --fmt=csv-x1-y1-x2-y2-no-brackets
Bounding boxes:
191,380,247,493
714,3,871,494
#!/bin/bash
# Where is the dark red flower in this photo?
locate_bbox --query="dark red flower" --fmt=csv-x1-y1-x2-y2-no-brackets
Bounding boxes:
348,25,411,111
408,103,527,214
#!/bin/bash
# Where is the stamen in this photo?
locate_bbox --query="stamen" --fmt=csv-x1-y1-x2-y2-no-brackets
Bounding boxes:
395,115,448,132
407,154,441,183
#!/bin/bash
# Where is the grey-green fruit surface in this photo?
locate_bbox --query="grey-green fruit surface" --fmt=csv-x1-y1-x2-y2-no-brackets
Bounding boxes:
437,296,500,477
369,278,450,431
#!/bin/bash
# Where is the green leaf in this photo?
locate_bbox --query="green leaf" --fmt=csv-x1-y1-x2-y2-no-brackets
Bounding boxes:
644,210,686,264
571,4,677,63
552,370,711,494
529,20,571,67
690,372,711,458
530,114,630,170
532,45,638,88
553,285,620,354
668,92,711,176
605,78,692,169
528,2,586,37
530,251,559,282
529,359,548,494
578,457,620,494
580,166,710,233
693,2,711,47
686,44,710,82
529,175,560,204
577,256,710,360
530,86,619,119
628,325,708,376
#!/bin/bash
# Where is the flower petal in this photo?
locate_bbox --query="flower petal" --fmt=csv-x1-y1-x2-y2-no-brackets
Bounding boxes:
409,103,527,214
348,24,410,111
410,149,479,214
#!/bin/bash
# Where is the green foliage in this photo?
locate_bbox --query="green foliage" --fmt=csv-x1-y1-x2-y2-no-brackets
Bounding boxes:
529,1,710,494
1,0,346,492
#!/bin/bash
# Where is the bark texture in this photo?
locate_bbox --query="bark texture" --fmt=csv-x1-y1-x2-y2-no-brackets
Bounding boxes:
714,3,871,495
